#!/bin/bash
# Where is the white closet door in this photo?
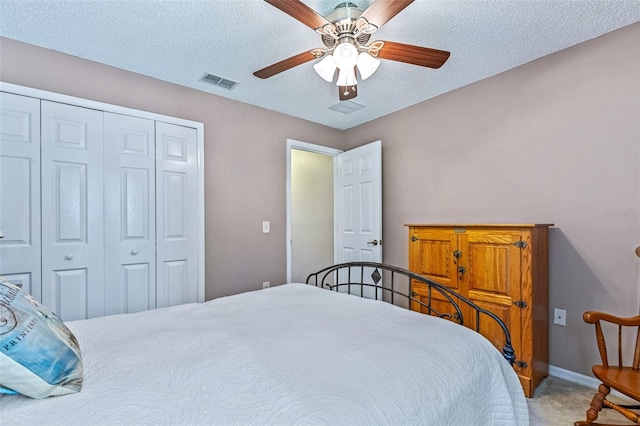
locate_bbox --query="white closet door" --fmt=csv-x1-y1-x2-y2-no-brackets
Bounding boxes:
0,92,41,297
155,121,198,308
104,113,156,315
41,101,104,321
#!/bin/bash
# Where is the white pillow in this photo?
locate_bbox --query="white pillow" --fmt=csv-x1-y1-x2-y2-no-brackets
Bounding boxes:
0,278,83,399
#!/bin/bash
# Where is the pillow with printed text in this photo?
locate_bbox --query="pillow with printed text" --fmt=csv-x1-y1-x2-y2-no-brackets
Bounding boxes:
0,278,83,399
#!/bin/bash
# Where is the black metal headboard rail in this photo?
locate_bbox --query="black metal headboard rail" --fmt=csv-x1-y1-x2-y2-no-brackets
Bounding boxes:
305,262,516,366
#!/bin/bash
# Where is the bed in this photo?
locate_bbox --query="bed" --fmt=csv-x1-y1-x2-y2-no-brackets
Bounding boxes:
1,262,529,425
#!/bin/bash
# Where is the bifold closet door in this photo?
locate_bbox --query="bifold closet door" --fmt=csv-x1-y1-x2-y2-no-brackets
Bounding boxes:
155,121,198,308
41,100,104,321
0,92,41,297
104,113,156,315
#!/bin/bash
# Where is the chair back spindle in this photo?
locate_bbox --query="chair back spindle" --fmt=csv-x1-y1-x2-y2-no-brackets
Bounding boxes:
594,320,608,367
634,325,640,370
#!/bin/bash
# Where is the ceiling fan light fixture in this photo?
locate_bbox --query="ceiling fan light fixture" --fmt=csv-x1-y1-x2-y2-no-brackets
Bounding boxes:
333,42,358,70
356,51,380,80
313,54,337,82
336,67,357,87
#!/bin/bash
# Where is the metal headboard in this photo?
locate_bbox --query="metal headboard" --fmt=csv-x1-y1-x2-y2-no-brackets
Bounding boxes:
306,261,516,366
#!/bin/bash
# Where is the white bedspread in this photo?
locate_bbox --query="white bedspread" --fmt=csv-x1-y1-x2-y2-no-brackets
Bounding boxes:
1,284,529,425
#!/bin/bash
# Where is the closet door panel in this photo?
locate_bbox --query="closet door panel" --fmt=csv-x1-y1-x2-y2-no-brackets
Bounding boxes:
41,101,104,320
0,92,41,297
104,113,156,315
54,268,88,321
156,122,198,308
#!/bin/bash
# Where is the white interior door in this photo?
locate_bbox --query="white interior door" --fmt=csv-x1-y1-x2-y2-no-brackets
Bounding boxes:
41,100,104,320
335,140,382,298
155,121,198,308
0,92,41,297
104,112,156,315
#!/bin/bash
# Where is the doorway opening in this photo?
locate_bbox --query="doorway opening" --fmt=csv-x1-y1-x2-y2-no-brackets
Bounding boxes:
286,140,341,283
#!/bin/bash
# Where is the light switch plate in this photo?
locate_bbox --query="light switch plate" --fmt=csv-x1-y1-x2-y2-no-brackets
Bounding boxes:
262,221,270,233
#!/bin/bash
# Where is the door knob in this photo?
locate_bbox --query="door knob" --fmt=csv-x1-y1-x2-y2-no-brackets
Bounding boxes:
367,239,379,246
131,249,139,255
64,254,74,260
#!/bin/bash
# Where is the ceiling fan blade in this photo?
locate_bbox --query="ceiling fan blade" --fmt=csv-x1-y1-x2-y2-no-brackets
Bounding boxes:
339,85,358,101
254,51,317,79
264,0,331,30
376,41,450,69
360,0,415,29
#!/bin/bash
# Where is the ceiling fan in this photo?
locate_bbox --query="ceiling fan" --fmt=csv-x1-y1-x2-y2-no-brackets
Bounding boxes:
253,0,450,101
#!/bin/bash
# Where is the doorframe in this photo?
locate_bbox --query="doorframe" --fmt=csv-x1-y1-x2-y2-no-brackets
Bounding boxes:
286,139,342,283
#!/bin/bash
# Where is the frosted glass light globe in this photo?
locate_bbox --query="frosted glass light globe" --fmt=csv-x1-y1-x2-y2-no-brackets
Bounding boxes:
357,52,381,80
313,55,337,82
333,43,358,71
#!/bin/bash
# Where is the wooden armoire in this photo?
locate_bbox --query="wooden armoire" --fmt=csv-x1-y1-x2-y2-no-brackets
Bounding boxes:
406,224,553,398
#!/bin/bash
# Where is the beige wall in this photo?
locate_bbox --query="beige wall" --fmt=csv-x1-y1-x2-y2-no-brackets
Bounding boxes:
344,22,640,377
291,149,334,283
2,21,639,378
0,36,346,300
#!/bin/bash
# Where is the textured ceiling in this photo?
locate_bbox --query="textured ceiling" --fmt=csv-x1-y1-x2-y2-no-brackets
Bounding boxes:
1,1,639,130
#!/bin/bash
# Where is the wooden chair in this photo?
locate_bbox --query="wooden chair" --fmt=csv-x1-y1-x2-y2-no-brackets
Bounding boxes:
575,310,640,425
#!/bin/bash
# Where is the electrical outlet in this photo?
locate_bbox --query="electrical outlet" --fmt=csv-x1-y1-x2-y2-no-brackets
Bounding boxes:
554,308,567,326
262,281,270,289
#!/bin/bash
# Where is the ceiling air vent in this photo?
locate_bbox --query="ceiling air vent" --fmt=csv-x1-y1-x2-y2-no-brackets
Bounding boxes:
201,73,238,90
329,100,365,114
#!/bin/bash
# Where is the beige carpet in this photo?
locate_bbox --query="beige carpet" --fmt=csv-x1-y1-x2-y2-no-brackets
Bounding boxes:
527,376,637,425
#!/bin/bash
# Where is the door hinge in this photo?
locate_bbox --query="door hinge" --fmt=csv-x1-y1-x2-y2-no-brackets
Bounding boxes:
512,300,528,308
512,240,528,249
514,360,528,369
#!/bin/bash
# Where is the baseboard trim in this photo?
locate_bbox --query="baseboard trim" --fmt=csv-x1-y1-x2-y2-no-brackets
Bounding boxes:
549,365,633,401
549,365,599,388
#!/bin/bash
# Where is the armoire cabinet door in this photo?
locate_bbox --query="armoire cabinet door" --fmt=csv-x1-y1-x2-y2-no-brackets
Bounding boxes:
41,100,104,321
104,113,156,315
155,121,198,308
0,92,41,297
408,227,465,321
409,227,458,290
458,229,524,372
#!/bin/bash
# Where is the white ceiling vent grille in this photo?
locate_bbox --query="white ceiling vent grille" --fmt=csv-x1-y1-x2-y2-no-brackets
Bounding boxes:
329,100,365,114
201,73,238,90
